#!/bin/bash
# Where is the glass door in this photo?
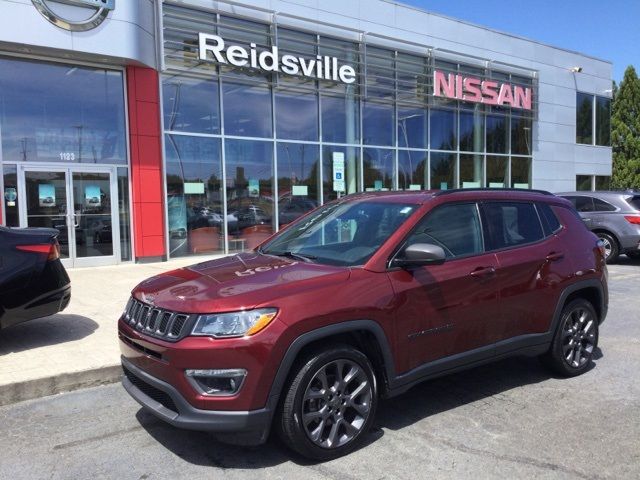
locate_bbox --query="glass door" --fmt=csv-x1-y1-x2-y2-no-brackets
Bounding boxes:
22,170,71,261
19,167,120,268
70,170,119,267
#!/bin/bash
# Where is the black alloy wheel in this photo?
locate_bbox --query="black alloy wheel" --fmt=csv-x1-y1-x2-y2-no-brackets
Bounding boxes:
277,345,378,460
541,298,599,377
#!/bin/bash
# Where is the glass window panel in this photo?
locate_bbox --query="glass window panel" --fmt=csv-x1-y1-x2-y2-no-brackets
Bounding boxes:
459,109,485,152
430,109,456,151
117,167,131,261
322,145,359,203
363,148,394,191
2,164,18,226
511,157,532,189
225,139,274,252
408,203,483,258
162,75,220,134
275,89,318,141
595,175,611,191
396,53,429,105
0,58,127,164
363,101,394,146
163,4,219,75
596,96,611,146
321,94,360,144
486,155,508,187
165,135,223,257
486,115,508,154
483,202,544,250
430,152,456,190
277,142,320,228
460,154,484,188
511,116,532,155
398,150,428,190
223,81,273,138
397,107,428,149
576,175,592,191
576,93,593,145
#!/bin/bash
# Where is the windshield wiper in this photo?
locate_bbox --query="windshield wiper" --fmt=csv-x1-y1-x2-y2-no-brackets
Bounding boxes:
264,250,317,263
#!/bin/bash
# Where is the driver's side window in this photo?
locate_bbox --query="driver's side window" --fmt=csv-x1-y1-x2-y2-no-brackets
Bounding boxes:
406,203,483,258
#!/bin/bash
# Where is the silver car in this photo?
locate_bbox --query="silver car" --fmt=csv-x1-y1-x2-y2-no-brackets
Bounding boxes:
557,191,640,263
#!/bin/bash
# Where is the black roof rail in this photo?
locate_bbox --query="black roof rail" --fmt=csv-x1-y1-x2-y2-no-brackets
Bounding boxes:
433,188,554,197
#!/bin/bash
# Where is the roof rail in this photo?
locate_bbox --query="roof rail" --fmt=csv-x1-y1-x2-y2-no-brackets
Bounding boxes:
433,188,553,196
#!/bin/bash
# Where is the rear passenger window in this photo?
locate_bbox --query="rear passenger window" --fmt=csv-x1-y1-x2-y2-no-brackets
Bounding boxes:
565,196,595,212
482,202,544,250
406,203,483,258
593,198,616,212
537,203,562,235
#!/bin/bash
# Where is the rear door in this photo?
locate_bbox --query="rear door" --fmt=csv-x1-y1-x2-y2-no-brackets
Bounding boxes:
563,196,595,229
387,202,501,371
480,201,570,343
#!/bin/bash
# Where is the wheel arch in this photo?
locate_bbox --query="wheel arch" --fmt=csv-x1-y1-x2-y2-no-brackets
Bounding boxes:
267,320,397,406
551,280,607,334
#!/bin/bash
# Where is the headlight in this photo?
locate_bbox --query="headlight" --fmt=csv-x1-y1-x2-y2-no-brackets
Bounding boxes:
191,308,278,338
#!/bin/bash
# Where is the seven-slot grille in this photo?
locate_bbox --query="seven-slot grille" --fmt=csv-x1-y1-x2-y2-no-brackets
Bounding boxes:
123,297,191,341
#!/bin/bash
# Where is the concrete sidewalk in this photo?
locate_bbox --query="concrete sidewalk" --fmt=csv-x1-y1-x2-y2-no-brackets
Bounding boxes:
0,255,224,406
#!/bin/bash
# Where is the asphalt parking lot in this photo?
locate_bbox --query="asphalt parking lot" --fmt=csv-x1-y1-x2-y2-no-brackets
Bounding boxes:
0,260,639,479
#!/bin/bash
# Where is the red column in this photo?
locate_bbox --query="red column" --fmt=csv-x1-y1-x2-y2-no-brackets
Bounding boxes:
126,66,166,262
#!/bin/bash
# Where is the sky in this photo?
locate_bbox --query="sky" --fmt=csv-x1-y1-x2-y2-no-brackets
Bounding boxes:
401,0,639,83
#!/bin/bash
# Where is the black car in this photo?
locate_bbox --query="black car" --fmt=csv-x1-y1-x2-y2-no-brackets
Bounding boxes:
0,226,71,330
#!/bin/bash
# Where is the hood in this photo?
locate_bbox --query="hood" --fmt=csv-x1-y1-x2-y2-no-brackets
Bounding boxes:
132,252,350,313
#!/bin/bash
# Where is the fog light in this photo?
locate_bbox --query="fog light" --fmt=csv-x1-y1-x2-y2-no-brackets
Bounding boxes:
185,369,247,396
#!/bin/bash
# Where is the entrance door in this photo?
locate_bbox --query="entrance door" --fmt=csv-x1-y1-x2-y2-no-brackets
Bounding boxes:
19,167,120,268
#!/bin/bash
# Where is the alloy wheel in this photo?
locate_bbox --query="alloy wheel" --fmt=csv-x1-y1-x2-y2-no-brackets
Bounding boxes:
301,359,372,449
600,237,612,259
561,306,596,368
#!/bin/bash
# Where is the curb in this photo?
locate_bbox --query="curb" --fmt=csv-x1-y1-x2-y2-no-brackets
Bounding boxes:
0,365,122,407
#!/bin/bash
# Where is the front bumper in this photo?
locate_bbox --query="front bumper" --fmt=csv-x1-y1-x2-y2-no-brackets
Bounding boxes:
121,356,274,445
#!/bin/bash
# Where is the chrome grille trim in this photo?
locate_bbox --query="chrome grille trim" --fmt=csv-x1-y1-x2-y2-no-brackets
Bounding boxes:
123,298,192,342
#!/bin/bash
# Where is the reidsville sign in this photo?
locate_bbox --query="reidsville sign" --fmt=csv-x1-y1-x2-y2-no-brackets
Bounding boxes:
198,33,357,85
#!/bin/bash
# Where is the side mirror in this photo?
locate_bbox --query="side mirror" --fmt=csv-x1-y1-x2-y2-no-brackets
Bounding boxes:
391,243,446,268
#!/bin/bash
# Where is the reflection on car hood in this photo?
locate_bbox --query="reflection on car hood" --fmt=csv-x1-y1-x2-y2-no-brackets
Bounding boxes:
131,252,350,313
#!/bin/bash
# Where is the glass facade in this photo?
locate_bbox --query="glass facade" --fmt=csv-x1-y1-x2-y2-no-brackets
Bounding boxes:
0,56,131,262
161,3,537,257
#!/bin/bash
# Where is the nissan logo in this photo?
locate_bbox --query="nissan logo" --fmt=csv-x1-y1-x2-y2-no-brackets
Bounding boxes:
32,0,115,32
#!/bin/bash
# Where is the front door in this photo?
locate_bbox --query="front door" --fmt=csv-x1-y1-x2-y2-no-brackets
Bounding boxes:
19,166,120,268
388,202,501,372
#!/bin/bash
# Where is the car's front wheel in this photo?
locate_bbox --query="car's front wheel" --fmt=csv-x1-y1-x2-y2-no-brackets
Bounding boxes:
277,345,378,460
541,298,599,377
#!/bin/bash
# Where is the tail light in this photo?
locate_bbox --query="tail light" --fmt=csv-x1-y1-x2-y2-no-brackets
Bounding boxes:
624,215,640,225
16,241,60,261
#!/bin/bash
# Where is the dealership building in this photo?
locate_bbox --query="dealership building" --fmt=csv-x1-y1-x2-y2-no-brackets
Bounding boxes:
0,0,613,267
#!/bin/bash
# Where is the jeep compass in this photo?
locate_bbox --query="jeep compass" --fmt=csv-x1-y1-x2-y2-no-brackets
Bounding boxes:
119,189,608,460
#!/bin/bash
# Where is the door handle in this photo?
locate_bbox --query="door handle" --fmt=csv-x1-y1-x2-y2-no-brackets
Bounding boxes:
546,251,565,262
470,266,496,278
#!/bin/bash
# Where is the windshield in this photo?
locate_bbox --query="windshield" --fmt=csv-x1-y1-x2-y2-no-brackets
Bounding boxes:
260,201,418,267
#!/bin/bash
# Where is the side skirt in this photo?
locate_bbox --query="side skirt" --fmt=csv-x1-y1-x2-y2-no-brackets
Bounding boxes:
385,333,551,398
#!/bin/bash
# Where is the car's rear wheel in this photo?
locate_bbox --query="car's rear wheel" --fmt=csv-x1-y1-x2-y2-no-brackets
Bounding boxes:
596,232,619,263
541,298,599,377
277,345,378,460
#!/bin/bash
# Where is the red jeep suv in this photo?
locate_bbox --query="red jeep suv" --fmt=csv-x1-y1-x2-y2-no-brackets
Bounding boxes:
119,189,608,460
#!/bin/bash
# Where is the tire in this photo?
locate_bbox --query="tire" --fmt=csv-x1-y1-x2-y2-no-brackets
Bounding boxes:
541,298,599,377
277,345,378,461
596,232,619,264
